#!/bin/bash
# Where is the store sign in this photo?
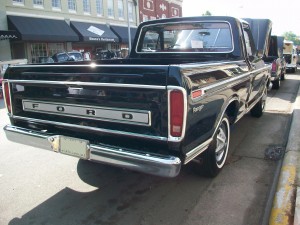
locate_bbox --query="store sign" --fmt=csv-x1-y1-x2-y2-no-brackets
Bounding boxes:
0,30,20,40
88,37,115,42
87,26,105,36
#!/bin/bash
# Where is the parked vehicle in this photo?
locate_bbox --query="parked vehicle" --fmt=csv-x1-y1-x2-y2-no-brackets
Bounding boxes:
68,51,83,61
283,40,298,73
38,56,54,64
51,52,75,63
265,36,286,89
3,16,271,178
94,50,117,60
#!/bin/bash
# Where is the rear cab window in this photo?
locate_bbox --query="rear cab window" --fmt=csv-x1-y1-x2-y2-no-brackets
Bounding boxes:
136,21,234,54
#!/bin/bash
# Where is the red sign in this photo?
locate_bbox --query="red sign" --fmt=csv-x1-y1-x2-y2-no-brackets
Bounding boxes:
139,0,182,22
168,2,182,18
139,0,156,22
155,0,169,19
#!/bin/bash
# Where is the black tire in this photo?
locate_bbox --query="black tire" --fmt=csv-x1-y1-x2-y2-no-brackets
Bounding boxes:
272,78,280,90
281,73,285,80
250,87,267,118
199,115,230,177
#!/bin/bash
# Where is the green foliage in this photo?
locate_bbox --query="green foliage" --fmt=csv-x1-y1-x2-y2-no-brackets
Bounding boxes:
283,31,300,45
202,11,212,16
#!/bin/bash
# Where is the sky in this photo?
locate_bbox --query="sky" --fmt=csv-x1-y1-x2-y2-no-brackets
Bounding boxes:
182,0,299,36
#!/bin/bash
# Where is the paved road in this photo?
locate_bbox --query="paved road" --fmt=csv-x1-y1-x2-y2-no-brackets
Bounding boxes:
0,71,299,225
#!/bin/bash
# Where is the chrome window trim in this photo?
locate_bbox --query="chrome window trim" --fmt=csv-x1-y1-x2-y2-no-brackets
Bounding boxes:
167,86,188,142
136,20,235,54
10,115,168,141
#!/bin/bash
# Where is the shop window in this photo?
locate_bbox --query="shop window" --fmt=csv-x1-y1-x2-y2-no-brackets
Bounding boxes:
107,0,114,18
96,0,103,16
47,43,65,56
118,0,124,19
30,43,65,63
31,43,47,63
83,0,91,14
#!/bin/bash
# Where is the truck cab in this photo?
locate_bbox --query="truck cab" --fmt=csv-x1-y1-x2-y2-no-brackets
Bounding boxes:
283,40,298,72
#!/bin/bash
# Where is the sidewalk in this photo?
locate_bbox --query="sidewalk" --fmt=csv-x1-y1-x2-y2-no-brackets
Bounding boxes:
269,80,300,225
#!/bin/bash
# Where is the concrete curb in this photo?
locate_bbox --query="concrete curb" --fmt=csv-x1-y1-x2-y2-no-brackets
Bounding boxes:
269,82,300,225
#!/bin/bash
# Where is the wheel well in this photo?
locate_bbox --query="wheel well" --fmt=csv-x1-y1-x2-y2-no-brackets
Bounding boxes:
225,100,239,124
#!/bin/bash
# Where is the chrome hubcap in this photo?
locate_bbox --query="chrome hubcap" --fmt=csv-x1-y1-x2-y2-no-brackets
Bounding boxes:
215,124,227,164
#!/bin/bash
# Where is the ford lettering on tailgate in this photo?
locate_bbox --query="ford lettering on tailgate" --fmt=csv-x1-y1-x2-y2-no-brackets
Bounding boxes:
22,100,151,126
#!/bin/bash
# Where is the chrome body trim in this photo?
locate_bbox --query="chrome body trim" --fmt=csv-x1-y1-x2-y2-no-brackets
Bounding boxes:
184,96,239,164
9,63,170,68
235,86,266,123
3,125,181,178
184,138,213,164
10,115,168,141
22,100,151,126
167,86,188,142
179,60,245,69
192,67,267,101
8,80,166,90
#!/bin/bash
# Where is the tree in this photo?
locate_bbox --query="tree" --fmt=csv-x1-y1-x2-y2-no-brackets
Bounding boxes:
202,11,212,16
283,31,300,45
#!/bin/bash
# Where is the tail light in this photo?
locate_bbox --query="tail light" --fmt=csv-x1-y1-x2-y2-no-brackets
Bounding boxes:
170,90,184,137
271,61,277,72
3,81,12,113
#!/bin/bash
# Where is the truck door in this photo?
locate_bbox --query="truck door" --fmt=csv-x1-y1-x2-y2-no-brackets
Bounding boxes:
243,25,268,107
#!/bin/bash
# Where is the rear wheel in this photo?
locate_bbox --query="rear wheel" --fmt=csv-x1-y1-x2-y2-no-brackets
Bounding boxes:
250,87,267,118
196,115,230,177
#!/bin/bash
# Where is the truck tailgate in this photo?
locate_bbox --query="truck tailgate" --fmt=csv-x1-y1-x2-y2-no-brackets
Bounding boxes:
6,64,170,143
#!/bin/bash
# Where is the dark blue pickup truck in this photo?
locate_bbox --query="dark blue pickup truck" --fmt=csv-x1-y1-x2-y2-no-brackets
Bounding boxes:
3,16,271,178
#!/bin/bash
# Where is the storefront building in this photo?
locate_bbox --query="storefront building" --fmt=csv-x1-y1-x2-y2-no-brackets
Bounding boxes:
0,0,182,62
139,0,182,22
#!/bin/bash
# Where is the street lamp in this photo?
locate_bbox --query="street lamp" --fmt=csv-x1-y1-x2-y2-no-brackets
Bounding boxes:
126,0,132,54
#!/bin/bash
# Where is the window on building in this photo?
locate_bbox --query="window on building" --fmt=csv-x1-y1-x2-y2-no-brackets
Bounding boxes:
96,0,103,16
33,0,43,7
83,0,91,13
13,0,24,4
118,0,124,19
128,1,135,22
30,43,65,63
52,0,61,9
107,0,114,18
68,0,76,11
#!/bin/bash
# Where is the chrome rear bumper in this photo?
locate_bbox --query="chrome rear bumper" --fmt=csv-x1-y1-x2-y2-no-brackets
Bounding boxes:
4,125,181,177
